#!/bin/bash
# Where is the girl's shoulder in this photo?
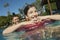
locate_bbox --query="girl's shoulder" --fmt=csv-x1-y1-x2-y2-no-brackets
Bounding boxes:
20,21,34,25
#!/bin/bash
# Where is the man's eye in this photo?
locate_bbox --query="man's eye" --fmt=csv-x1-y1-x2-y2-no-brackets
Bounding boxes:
31,17,34,18
15,19,17,20
31,16,34,19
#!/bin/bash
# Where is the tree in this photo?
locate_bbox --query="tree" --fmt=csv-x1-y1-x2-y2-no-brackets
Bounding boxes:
4,3,9,8
18,8,23,14
4,2,11,16
18,8,25,19
7,11,11,16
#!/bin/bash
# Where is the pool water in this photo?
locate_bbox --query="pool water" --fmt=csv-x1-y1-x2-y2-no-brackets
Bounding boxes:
0,20,60,40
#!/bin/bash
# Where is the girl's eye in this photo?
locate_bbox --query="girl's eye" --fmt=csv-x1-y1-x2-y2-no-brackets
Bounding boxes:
30,11,33,14
35,10,37,12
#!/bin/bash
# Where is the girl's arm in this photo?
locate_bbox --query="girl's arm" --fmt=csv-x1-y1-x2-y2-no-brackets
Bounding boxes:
2,21,32,35
38,15,60,20
3,22,23,35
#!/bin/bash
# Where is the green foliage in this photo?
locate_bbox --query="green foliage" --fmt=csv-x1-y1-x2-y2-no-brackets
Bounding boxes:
45,2,57,10
43,2,57,15
0,16,7,29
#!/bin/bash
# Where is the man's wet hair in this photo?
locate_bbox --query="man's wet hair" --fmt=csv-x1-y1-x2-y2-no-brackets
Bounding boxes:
11,12,20,20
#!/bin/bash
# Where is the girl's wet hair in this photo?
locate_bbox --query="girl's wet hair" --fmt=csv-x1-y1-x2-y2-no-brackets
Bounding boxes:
24,4,35,16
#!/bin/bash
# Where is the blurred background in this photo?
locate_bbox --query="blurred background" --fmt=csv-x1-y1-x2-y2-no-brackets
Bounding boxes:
0,0,60,29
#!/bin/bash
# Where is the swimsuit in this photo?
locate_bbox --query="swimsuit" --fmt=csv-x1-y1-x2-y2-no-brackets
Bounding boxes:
16,19,53,32
16,19,54,40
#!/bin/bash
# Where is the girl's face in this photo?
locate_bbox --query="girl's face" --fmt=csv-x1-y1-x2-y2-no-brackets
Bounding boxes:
27,6,38,21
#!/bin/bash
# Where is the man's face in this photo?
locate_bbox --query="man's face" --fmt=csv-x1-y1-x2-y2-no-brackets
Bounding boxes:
27,6,38,21
12,16,20,24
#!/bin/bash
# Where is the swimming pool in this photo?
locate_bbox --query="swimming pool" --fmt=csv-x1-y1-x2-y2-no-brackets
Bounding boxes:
1,20,60,40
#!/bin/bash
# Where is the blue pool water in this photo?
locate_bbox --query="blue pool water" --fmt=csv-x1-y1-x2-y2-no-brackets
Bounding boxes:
0,20,60,40
0,29,6,40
